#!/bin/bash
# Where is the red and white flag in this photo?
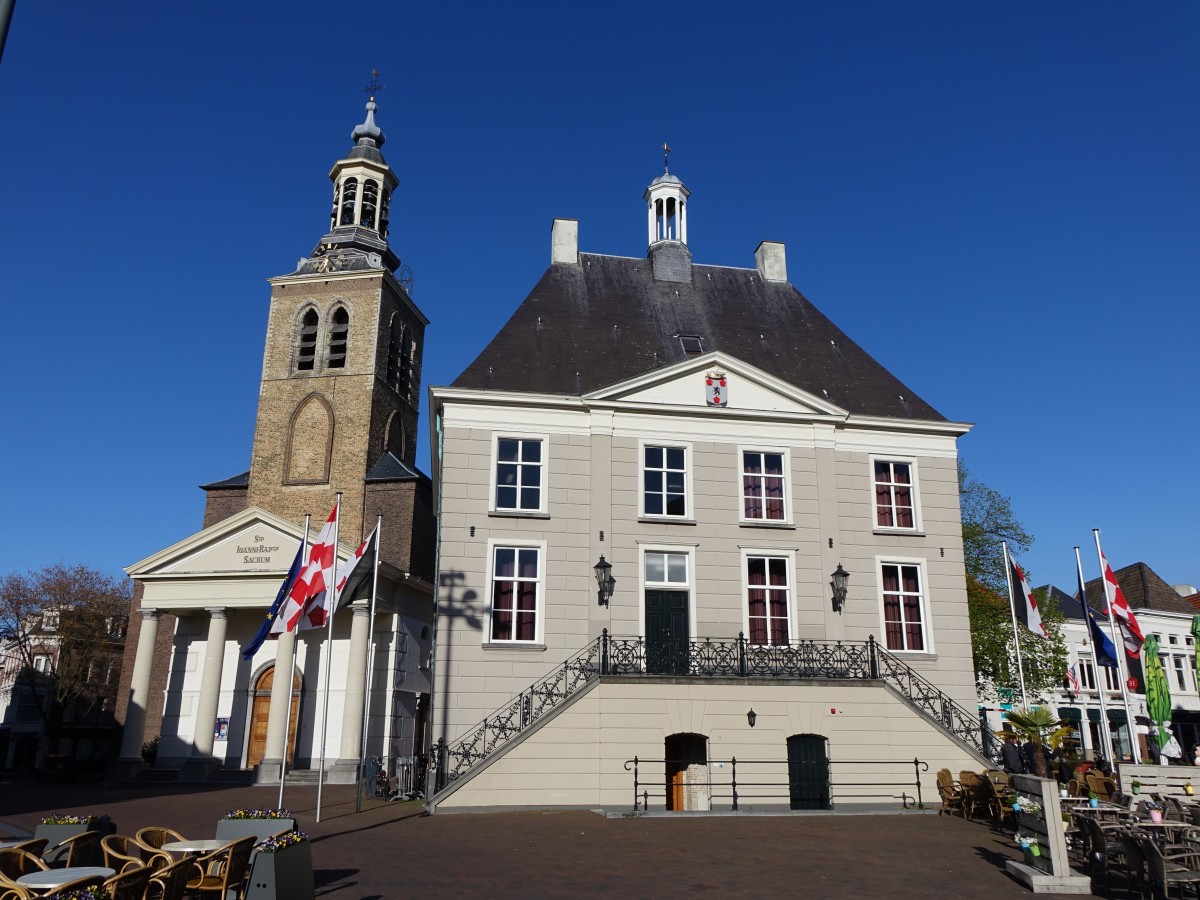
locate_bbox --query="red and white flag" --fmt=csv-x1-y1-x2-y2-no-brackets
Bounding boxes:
1010,557,1047,638
272,501,339,634
1100,549,1144,657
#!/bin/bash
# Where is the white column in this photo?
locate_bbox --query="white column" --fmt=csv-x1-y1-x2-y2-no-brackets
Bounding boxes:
191,608,228,760
118,609,160,760
259,629,297,776
339,605,372,761
679,199,687,245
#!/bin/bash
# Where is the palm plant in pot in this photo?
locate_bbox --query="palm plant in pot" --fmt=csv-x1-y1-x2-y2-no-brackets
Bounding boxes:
1004,706,1071,779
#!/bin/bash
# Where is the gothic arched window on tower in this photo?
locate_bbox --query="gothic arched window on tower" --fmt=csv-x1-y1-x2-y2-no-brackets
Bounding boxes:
379,187,391,237
328,307,349,369
360,180,379,230
297,309,319,371
339,178,358,226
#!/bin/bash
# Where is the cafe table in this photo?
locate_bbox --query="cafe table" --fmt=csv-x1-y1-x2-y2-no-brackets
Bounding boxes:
16,866,114,891
162,839,228,856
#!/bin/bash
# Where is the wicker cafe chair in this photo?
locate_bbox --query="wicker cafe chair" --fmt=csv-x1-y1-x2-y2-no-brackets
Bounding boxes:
101,864,154,900
1083,816,1129,894
6,841,46,859
185,835,255,900
957,771,989,821
144,858,197,900
1132,830,1200,899
1116,830,1147,900
1088,773,1117,802
0,849,49,887
44,830,101,868
102,834,169,874
984,777,1017,832
936,769,965,817
0,886,33,900
133,827,187,852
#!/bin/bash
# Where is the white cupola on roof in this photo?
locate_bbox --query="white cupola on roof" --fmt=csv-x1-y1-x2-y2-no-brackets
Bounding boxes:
644,145,690,250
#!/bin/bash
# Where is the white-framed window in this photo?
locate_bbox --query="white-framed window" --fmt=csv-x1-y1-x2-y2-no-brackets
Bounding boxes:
42,610,59,631
877,559,930,652
871,457,919,531
641,443,690,518
1169,634,1179,645
486,541,545,644
742,551,792,646
643,550,690,587
1078,659,1097,690
1173,655,1190,692
492,434,547,513
740,448,788,523
33,654,51,673
1100,663,1121,691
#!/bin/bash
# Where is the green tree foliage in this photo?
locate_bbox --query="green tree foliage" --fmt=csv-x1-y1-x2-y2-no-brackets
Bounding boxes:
0,564,131,734
960,461,1068,702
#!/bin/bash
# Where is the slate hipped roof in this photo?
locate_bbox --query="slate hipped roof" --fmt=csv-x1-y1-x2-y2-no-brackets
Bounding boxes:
452,251,947,421
1080,561,1196,616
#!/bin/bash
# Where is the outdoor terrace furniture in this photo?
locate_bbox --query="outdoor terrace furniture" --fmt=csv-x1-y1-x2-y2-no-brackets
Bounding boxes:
935,769,965,818
134,827,187,853
957,771,989,821
44,830,101,869
145,858,197,900
101,863,154,900
4,843,45,860
1088,773,1118,802
983,777,1016,832
1115,830,1147,898
0,850,48,887
102,834,170,874
1131,830,1200,899
1082,816,1131,895
185,835,255,900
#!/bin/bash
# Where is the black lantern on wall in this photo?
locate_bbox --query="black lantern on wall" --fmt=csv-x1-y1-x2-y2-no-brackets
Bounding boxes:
830,564,849,613
747,708,757,728
594,556,613,606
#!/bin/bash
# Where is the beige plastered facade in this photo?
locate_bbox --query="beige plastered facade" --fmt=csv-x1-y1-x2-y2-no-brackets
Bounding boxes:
429,351,983,810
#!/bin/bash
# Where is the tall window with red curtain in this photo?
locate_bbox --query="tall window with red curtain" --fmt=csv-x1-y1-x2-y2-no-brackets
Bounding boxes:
881,562,924,651
491,547,539,642
747,556,789,645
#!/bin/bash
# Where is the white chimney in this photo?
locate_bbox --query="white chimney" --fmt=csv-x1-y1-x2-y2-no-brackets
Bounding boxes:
552,218,579,265
755,240,787,282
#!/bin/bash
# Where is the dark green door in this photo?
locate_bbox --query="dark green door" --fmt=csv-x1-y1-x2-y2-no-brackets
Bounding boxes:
787,734,830,810
645,590,689,675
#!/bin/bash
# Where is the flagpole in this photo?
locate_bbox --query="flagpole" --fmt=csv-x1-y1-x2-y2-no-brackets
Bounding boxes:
355,516,382,814
277,514,311,810
1001,541,1029,707
315,493,342,823
1093,528,1141,765
1075,546,1115,764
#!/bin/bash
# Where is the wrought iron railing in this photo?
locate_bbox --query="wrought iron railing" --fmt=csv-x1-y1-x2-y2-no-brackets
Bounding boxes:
432,632,992,798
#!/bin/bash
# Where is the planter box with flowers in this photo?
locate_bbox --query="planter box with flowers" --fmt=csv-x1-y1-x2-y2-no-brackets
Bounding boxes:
35,814,115,866
243,831,314,900
216,808,297,843
44,888,111,900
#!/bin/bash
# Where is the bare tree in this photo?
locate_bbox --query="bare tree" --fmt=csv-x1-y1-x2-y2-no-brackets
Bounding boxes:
0,564,131,751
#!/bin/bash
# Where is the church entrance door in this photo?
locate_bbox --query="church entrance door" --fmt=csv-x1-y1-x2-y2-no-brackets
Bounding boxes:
246,665,300,769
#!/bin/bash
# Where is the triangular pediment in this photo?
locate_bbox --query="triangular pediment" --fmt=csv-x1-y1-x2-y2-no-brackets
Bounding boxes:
583,352,847,417
126,506,313,578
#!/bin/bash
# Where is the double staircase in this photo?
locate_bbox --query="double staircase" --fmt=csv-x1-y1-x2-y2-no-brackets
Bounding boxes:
431,632,997,800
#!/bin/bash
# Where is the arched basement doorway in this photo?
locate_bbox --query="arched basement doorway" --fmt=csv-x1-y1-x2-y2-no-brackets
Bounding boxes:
246,664,301,769
786,733,830,810
665,732,709,811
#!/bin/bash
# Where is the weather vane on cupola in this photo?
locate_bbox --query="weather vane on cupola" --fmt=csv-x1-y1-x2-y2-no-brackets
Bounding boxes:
662,142,672,174
363,68,385,101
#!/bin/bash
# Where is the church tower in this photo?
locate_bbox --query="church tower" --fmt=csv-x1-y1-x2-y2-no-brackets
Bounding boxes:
244,96,428,555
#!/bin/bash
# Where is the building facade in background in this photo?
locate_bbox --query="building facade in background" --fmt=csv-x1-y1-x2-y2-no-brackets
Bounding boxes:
113,99,436,784
427,167,988,812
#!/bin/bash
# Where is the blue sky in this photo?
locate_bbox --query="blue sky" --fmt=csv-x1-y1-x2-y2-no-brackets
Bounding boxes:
1,2,1196,595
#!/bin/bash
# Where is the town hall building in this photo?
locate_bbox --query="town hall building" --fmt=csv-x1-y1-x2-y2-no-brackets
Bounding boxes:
426,164,990,812
113,97,435,785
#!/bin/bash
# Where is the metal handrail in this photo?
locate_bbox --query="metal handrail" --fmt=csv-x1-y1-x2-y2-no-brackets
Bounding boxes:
623,755,930,812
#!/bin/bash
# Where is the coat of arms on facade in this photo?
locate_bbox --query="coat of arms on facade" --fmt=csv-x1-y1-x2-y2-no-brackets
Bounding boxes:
705,369,728,407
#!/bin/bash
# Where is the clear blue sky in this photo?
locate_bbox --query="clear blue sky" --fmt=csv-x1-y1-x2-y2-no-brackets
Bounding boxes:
1,2,1196,596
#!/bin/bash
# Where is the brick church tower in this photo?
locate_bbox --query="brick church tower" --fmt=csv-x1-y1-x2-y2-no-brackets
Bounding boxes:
205,95,433,570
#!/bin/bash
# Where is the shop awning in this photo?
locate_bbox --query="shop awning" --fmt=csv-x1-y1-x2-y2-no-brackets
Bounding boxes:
1084,707,1129,725
1058,707,1083,722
